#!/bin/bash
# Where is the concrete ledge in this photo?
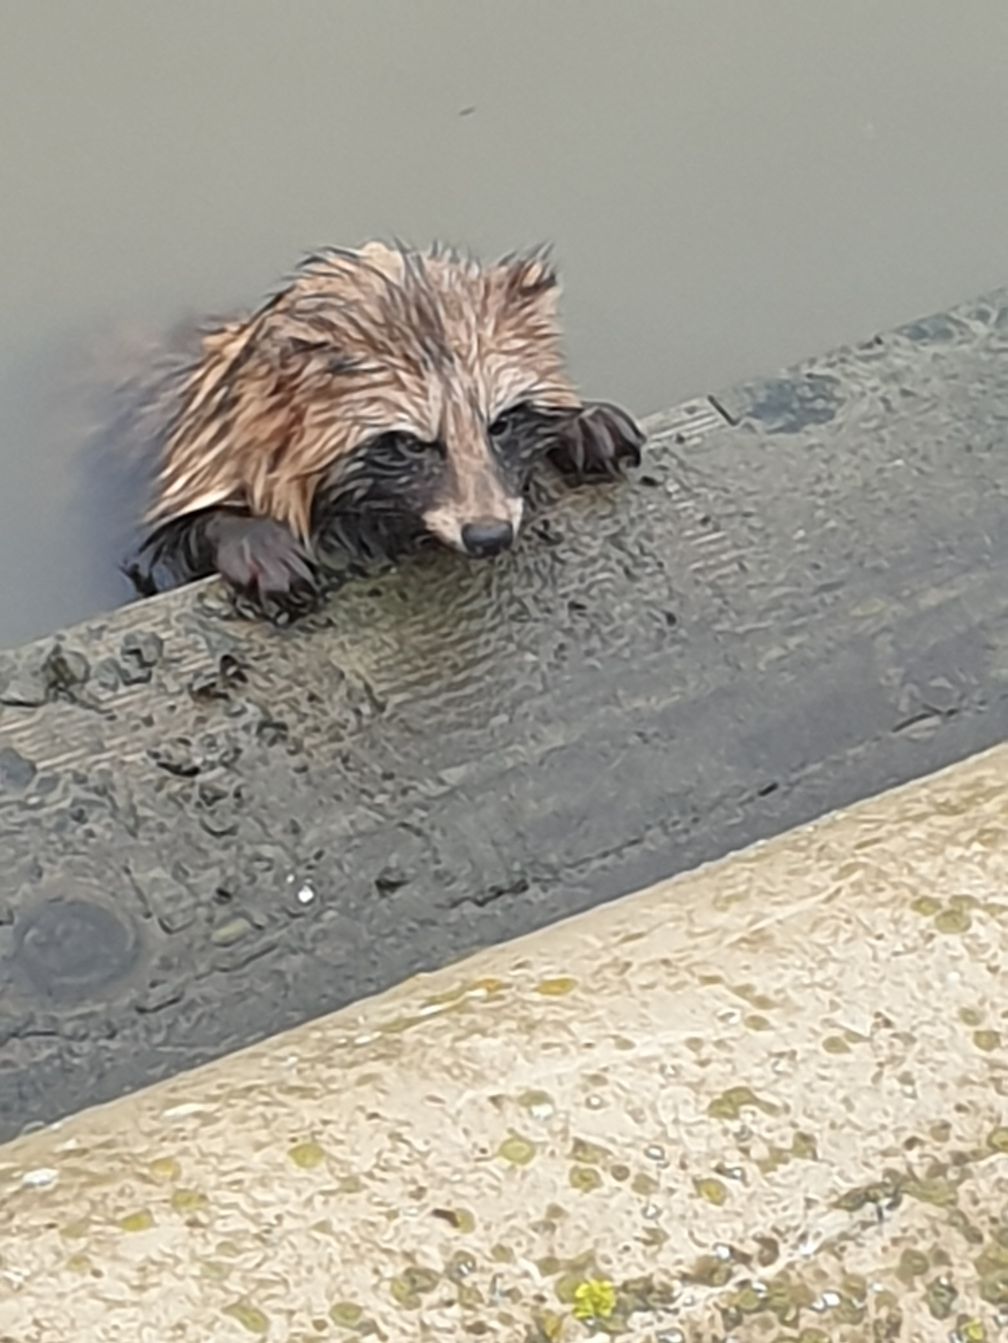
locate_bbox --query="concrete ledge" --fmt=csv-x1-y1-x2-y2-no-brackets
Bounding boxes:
2,745,1006,1340
2,287,1008,1139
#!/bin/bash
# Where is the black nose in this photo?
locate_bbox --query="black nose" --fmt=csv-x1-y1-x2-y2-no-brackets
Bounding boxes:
460,519,515,558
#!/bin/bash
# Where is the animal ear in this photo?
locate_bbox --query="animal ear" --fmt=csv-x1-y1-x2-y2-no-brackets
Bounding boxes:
356,240,407,283
497,247,561,312
255,307,359,376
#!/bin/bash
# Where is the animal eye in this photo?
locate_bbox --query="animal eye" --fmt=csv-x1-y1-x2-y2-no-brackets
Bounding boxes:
489,403,527,439
399,434,443,457
372,430,440,457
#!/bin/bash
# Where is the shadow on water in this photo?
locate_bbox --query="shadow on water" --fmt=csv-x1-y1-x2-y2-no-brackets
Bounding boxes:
22,320,184,633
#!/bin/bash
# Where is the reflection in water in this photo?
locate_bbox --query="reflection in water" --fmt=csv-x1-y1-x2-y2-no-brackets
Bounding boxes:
2,0,1008,644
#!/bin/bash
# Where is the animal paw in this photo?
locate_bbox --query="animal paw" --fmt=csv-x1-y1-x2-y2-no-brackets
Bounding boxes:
548,400,646,482
208,514,321,620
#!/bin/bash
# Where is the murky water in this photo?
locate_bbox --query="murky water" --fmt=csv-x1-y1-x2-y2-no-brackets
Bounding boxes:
2,0,1008,646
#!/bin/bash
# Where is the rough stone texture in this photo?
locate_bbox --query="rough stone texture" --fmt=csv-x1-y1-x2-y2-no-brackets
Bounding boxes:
1,290,1007,1138
1,745,1006,1342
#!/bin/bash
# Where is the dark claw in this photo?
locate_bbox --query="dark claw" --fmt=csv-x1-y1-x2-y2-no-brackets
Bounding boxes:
209,514,321,621
121,559,160,599
127,509,322,623
548,400,646,483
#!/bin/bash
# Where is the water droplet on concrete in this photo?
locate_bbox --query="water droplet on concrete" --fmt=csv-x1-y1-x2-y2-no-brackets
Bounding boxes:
0,746,36,791
15,896,139,1002
20,1167,58,1188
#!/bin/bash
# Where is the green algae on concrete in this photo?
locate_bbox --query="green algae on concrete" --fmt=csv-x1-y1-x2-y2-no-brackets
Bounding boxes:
222,1301,270,1335
288,1140,326,1169
0,745,1007,1340
706,1085,779,1120
497,1133,537,1166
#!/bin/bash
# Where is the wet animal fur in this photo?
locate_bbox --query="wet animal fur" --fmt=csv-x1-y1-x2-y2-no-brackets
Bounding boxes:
126,240,645,617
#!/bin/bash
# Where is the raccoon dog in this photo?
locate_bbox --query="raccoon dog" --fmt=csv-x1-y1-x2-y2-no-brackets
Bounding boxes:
128,241,645,617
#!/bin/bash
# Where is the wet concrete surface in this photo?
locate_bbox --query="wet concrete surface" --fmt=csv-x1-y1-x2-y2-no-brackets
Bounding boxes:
0,289,1007,1140
1,744,1006,1341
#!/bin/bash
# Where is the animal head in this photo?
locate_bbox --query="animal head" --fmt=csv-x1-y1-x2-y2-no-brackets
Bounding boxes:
149,241,584,558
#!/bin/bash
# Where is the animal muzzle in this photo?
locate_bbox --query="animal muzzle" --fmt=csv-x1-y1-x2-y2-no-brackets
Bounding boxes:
422,496,524,558
460,518,514,557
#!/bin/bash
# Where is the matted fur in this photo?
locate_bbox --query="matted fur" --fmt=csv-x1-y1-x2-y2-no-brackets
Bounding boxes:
148,241,582,540
126,239,644,614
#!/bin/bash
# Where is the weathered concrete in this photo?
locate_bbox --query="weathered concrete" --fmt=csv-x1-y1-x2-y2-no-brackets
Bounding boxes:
1,745,1006,1342
1,288,1007,1139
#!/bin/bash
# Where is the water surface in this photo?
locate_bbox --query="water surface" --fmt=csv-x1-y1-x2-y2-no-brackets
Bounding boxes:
2,0,1008,644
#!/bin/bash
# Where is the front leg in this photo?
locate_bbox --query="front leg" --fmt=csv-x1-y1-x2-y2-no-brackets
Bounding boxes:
126,508,321,622
547,400,646,483
209,513,321,620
